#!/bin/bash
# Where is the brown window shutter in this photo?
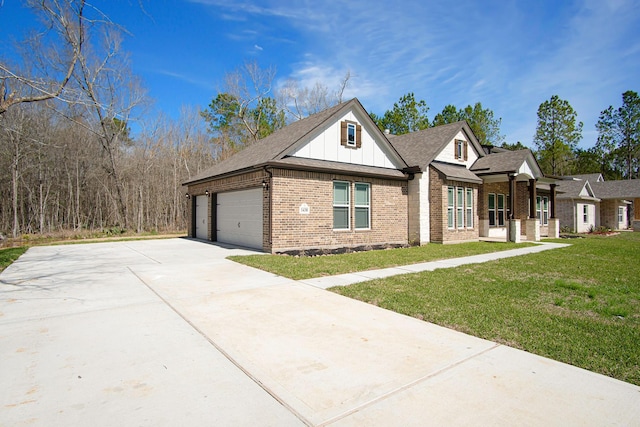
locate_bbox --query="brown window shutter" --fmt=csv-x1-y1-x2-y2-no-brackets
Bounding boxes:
340,121,347,146
356,124,362,148
454,142,458,159
464,141,468,160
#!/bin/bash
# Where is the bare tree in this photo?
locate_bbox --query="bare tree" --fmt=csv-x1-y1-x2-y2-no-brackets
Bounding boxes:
72,27,148,227
0,0,87,115
278,70,351,120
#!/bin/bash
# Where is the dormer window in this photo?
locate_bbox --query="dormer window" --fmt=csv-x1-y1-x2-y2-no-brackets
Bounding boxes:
340,120,362,149
454,139,468,161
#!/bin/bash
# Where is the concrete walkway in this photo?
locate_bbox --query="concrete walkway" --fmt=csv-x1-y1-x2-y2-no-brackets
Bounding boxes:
1,239,639,426
300,241,571,289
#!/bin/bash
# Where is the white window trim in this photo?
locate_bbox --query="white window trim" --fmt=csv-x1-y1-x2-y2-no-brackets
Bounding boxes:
488,193,496,227
466,188,473,229
346,123,357,147
333,181,350,230
497,194,506,227
354,182,371,230
447,186,455,229
456,187,464,229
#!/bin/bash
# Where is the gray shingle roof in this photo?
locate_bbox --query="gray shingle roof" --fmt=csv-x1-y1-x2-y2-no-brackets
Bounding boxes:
388,121,480,170
591,180,640,199
555,179,598,200
568,173,604,183
470,149,535,175
431,161,482,184
272,157,406,179
184,99,376,185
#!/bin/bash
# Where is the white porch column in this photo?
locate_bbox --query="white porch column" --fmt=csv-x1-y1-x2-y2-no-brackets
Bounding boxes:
509,219,521,243
526,219,541,241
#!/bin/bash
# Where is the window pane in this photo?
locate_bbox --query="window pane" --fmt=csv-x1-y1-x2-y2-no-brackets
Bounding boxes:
333,207,349,229
333,182,349,204
355,207,369,229
536,196,541,210
355,183,369,205
498,194,504,209
448,187,454,206
466,188,472,206
448,208,454,228
457,208,464,228
489,211,496,226
498,211,505,226
347,123,356,143
457,187,464,206
488,194,495,210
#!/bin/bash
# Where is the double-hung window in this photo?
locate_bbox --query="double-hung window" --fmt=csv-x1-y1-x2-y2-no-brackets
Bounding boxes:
466,188,473,228
456,187,464,229
583,205,589,223
354,183,370,229
497,194,505,226
346,123,357,147
536,196,549,225
488,193,496,226
333,181,350,230
447,187,455,228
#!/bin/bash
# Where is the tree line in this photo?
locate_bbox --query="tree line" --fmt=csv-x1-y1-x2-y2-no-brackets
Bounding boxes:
1,1,637,240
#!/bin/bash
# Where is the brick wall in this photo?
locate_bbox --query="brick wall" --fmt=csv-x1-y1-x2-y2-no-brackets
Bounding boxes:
429,167,479,243
270,169,408,252
186,171,266,242
600,199,627,229
555,200,575,231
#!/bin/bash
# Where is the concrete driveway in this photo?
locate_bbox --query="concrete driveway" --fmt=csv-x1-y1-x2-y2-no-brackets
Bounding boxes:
1,239,639,426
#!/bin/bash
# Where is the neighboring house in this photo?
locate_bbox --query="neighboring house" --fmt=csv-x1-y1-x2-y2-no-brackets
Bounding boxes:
557,173,640,232
183,98,560,253
555,177,600,232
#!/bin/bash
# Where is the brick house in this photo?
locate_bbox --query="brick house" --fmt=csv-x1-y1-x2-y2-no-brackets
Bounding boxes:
183,99,410,253
183,98,559,253
556,174,640,232
390,123,559,244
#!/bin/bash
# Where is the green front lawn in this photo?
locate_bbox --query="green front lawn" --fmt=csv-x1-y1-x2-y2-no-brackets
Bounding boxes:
332,233,640,385
229,241,533,280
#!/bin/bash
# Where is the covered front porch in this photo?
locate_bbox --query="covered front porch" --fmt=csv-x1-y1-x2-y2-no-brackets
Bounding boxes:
471,149,559,242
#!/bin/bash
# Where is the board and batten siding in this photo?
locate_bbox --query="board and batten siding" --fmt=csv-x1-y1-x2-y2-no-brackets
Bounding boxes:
289,110,401,169
434,131,480,166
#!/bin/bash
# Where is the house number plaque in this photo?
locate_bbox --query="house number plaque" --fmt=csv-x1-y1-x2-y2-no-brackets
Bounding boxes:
299,203,310,215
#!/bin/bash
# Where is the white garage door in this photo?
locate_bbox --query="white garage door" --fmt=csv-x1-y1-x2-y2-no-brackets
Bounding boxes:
217,188,263,250
195,195,208,240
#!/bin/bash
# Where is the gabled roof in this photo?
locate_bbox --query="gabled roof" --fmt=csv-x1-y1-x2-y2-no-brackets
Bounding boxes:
556,178,599,201
567,173,604,183
183,98,407,185
388,121,483,171
470,148,543,178
431,161,482,184
591,180,640,200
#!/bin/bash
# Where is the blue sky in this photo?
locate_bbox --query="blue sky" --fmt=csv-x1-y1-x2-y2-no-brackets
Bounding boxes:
2,0,639,148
